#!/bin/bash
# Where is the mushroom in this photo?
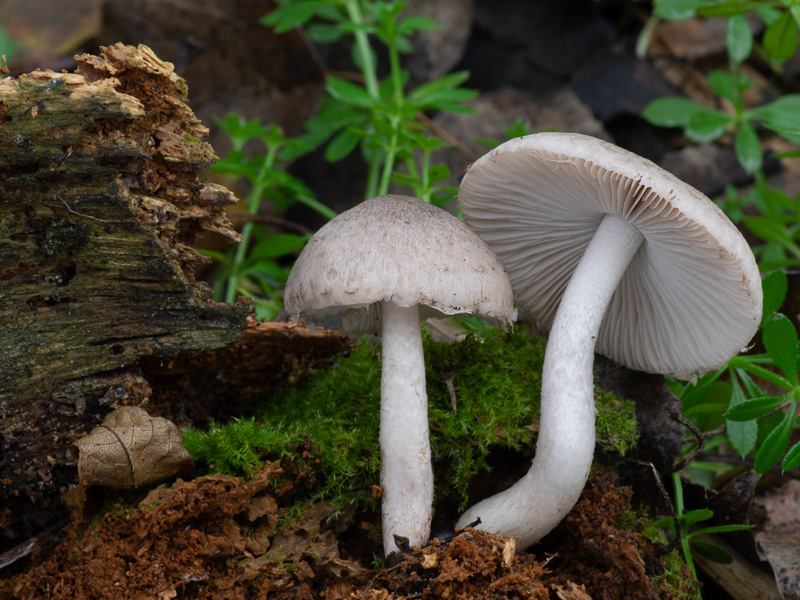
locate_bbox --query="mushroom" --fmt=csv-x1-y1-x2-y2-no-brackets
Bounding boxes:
284,194,516,554
455,132,762,550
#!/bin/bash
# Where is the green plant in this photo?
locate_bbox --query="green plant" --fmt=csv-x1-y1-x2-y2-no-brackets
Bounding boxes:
654,473,752,580
671,270,800,483
641,6,800,572
643,0,800,269
263,0,476,205
203,116,335,318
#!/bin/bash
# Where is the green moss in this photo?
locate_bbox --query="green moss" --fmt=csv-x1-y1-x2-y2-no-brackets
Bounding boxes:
658,550,703,600
617,507,702,600
184,325,638,511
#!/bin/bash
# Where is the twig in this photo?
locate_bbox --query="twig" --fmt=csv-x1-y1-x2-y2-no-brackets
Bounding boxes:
619,456,681,553
668,411,705,474
227,213,314,236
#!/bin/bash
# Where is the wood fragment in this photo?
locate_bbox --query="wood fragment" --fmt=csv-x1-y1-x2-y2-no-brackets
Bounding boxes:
0,43,247,546
694,534,783,600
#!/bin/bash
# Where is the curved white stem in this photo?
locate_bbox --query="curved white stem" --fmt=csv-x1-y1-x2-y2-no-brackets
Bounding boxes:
457,214,644,550
380,301,434,554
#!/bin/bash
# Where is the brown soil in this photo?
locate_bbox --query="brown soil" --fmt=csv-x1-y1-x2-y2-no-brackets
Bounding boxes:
2,463,697,600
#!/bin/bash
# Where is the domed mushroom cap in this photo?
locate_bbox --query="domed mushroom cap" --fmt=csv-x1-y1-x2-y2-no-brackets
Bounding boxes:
285,194,517,330
458,132,762,380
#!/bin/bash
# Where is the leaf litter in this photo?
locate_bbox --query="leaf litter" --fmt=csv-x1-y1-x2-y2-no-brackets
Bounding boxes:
4,461,695,599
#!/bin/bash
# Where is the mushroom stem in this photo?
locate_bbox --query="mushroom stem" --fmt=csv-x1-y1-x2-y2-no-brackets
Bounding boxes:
457,214,644,549
380,300,434,554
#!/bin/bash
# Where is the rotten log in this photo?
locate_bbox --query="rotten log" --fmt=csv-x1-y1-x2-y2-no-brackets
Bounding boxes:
0,44,251,546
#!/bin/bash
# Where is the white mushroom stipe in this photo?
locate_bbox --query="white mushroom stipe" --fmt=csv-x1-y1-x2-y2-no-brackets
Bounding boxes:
457,215,644,548
456,132,762,551
379,301,433,553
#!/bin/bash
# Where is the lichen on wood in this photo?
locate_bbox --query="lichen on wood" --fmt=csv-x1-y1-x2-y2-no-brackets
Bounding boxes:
0,44,248,541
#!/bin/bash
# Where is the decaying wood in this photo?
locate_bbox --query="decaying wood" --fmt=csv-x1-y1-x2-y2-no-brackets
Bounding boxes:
0,44,249,543
694,534,782,600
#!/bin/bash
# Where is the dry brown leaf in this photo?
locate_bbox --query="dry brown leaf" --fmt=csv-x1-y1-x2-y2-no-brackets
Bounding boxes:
554,581,593,599
69,406,193,489
754,479,800,599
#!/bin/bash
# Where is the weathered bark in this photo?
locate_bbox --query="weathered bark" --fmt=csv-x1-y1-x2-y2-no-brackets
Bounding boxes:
0,44,250,544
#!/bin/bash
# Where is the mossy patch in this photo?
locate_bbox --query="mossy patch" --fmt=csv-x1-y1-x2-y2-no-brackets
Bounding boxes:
184,325,638,512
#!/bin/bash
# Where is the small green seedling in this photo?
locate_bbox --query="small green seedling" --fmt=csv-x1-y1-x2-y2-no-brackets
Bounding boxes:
655,473,753,580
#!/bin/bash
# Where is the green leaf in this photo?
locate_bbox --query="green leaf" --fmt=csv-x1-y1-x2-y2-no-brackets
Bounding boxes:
734,121,763,174
726,396,785,421
325,128,361,162
307,23,345,43
686,109,734,143
642,97,707,127
428,164,451,183
241,260,289,280
755,5,783,25
750,94,800,134
708,70,735,103
726,372,758,455
681,508,714,529
408,71,474,106
782,440,800,471
763,10,799,61
727,14,753,63
691,524,753,536
689,538,734,563
754,410,793,473
743,215,798,251
762,314,798,381
249,234,310,260
261,1,325,33
762,269,788,318
196,248,231,267
397,15,441,36
326,77,375,108
684,402,730,416
698,2,770,18
656,0,705,20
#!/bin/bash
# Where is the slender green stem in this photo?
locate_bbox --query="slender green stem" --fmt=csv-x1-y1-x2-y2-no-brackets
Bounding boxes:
421,147,431,201
404,155,423,200
729,58,744,118
225,144,280,303
343,0,379,98
376,18,405,195
343,0,383,199
365,156,382,199
672,472,697,580
635,13,660,59
378,123,400,195
296,194,338,220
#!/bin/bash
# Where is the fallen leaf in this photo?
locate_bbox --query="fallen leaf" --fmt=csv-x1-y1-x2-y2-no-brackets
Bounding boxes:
554,581,593,599
753,479,800,599
69,406,193,489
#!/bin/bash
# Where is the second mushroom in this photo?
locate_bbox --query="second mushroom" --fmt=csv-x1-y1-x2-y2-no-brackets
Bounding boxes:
284,194,516,555
456,132,763,550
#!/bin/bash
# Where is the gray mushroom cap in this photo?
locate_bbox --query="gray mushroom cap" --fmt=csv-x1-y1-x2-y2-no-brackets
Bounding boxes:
284,194,517,332
458,132,763,380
